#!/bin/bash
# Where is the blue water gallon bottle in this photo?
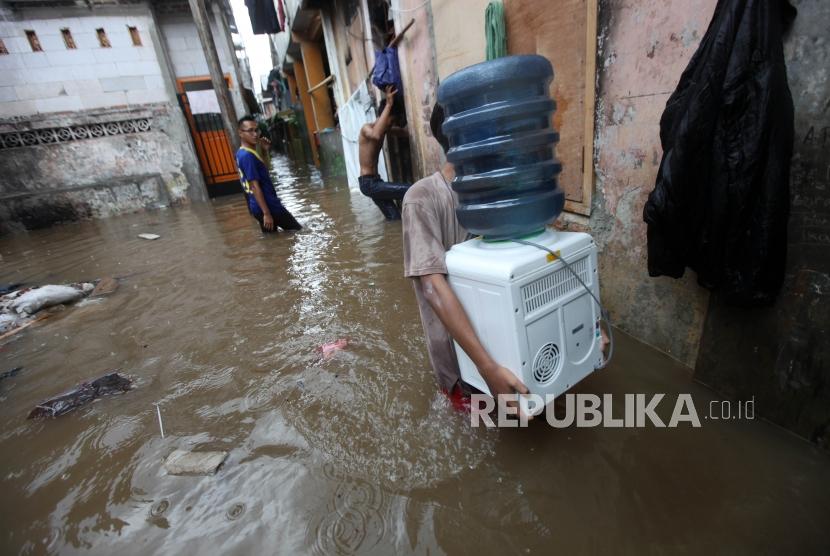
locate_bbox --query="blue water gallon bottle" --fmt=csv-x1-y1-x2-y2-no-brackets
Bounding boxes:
438,55,565,240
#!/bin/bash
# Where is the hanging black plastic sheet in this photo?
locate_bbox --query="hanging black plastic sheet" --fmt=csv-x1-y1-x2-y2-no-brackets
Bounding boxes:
643,0,797,306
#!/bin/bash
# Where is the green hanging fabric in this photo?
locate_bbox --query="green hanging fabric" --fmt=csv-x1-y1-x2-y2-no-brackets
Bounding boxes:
485,1,507,60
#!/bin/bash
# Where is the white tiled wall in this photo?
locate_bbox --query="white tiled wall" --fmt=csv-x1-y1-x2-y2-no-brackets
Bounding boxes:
0,14,170,118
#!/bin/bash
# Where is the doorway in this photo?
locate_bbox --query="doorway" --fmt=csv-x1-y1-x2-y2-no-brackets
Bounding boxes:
176,76,241,197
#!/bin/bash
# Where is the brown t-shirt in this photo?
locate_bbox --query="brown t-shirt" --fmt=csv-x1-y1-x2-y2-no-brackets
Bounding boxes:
402,171,468,391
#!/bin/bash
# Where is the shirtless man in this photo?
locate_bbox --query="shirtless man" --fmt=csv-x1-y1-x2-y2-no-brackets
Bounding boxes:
358,85,412,220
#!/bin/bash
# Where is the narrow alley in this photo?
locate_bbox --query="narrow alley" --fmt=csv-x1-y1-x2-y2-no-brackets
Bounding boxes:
1,155,828,554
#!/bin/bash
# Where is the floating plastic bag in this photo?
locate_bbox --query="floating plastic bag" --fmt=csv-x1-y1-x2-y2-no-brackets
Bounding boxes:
11,284,93,315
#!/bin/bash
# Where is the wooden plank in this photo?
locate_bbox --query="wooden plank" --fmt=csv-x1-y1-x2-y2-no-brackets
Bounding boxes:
504,0,597,215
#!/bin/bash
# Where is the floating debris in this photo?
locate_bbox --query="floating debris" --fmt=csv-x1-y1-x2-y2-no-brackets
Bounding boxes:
0,311,54,342
0,282,105,341
0,283,23,295
27,372,132,419
138,233,161,240
154,403,165,438
8,284,93,316
0,367,22,381
91,277,119,297
319,338,349,360
164,450,228,476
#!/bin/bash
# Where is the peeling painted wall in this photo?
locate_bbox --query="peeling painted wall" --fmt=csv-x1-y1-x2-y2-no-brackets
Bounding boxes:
431,0,490,81
0,104,197,235
587,0,718,367
391,0,443,179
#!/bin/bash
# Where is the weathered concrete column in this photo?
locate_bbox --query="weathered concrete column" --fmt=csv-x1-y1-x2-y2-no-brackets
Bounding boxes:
214,1,247,104
293,59,321,165
148,3,209,202
188,0,240,152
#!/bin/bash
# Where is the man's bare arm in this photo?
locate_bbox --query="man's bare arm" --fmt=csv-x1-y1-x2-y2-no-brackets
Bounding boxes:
420,273,530,402
368,86,397,141
248,180,274,231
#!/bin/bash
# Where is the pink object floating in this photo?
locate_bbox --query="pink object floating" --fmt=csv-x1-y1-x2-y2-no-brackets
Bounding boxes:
319,339,348,359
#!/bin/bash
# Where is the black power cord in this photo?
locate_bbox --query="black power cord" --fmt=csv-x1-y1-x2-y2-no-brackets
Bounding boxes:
511,238,614,369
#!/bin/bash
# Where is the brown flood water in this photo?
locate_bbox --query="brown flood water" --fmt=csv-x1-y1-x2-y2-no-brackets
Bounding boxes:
1,154,829,555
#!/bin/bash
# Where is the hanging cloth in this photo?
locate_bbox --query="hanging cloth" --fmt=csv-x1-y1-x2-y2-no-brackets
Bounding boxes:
485,1,507,60
245,0,281,35
643,0,797,306
372,47,403,93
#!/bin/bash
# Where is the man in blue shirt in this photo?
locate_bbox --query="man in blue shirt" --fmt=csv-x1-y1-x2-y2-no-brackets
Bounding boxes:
236,115,302,233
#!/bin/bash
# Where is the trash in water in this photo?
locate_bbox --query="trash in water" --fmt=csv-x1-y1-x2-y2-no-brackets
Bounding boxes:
0,283,23,295
138,233,161,240
91,277,119,297
154,403,165,438
319,338,348,359
0,311,54,342
0,367,22,381
7,283,94,316
0,314,19,335
0,282,101,341
164,449,228,476
27,371,132,419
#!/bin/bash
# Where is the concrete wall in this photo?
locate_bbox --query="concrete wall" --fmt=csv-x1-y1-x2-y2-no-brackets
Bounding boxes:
583,0,717,367
0,104,197,234
0,12,168,117
391,0,442,179
695,0,830,447
431,0,489,81
0,3,208,234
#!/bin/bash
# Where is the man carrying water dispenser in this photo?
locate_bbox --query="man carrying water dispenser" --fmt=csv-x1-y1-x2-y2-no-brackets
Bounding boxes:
403,55,611,421
402,103,530,412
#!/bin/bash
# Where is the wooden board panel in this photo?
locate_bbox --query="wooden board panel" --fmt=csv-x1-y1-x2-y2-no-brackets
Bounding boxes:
504,0,596,215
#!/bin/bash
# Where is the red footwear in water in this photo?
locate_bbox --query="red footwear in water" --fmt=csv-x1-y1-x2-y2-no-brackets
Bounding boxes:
443,383,472,413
